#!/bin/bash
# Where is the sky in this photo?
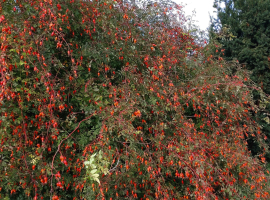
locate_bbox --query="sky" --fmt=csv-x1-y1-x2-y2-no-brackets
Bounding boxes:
173,0,219,31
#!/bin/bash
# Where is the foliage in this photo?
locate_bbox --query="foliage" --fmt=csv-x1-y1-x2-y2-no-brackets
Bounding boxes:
211,0,270,92
210,0,270,159
0,0,270,199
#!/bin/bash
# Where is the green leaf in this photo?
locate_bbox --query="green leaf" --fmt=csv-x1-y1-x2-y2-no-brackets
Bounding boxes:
94,177,100,184
84,161,90,165
19,60,25,66
90,169,97,174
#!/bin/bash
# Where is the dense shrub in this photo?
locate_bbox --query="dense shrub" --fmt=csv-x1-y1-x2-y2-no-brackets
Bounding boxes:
0,0,269,199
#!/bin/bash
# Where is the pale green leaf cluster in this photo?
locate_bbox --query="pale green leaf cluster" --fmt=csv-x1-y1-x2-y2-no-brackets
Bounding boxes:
84,150,110,184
